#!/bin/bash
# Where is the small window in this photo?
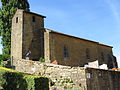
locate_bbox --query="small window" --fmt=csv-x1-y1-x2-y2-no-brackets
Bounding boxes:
64,46,69,58
101,52,104,60
16,17,18,23
32,16,35,22
86,48,90,59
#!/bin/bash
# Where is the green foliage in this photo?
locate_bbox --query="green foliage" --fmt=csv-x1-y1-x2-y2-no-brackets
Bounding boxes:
0,0,30,54
39,58,45,62
0,60,4,67
0,54,10,61
0,54,10,67
61,78,73,84
0,67,49,90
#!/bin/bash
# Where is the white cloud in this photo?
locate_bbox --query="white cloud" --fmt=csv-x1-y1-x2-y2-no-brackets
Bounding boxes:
106,0,120,31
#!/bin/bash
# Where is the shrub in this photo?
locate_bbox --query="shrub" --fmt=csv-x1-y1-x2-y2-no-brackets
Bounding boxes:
0,54,10,67
0,60,5,67
39,58,45,62
0,54,10,61
0,67,49,90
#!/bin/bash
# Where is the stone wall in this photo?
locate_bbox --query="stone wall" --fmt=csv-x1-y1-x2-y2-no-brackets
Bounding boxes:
13,59,120,90
86,68,120,90
11,9,23,60
13,59,87,90
48,31,116,68
44,30,50,62
11,9,45,60
22,11,45,60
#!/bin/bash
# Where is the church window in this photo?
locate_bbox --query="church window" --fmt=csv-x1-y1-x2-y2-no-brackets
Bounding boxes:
32,16,35,22
86,48,90,59
64,46,69,58
16,17,18,23
101,52,104,60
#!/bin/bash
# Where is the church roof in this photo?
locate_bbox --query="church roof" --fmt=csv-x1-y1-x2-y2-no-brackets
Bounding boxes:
17,9,46,18
46,28,113,48
23,10,46,18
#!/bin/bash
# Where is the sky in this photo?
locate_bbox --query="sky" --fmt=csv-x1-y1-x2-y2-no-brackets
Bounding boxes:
0,0,120,67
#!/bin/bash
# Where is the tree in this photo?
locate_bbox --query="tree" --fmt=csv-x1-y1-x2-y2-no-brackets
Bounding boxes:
0,0,30,55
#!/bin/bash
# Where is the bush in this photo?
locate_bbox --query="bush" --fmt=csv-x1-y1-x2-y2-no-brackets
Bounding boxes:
0,67,49,90
39,58,45,62
0,54,10,61
0,54,10,67
0,60,4,67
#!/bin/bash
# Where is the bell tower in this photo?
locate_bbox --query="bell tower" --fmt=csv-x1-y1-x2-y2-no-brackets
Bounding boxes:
11,9,46,60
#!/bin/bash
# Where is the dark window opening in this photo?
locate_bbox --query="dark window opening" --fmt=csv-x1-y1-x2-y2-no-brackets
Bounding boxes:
64,46,69,58
32,16,35,22
16,17,18,23
86,48,90,59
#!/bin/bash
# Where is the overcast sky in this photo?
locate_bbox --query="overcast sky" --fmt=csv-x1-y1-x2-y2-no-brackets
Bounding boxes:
0,0,120,67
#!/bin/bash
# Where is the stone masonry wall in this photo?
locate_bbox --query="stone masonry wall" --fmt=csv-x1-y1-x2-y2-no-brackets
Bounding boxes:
11,9,23,60
11,10,45,60
22,12,45,60
86,68,120,90
13,59,87,90
13,59,120,90
49,31,115,68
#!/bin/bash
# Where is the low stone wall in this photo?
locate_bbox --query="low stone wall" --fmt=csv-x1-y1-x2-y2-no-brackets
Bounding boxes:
13,59,120,90
86,68,120,90
13,59,87,90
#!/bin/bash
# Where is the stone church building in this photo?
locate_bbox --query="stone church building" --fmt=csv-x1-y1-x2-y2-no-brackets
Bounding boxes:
11,9,118,69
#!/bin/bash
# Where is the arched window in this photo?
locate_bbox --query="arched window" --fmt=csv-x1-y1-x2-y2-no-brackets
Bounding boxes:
32,16,36,22
86,48,90,59
64,46,69,58
16,17,18,23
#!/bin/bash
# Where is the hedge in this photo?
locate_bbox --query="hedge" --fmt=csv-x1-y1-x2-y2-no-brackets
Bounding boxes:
0,54,10,61
0,67,49,90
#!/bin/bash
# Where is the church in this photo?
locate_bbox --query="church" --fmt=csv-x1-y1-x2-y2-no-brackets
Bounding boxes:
11,9,118,69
